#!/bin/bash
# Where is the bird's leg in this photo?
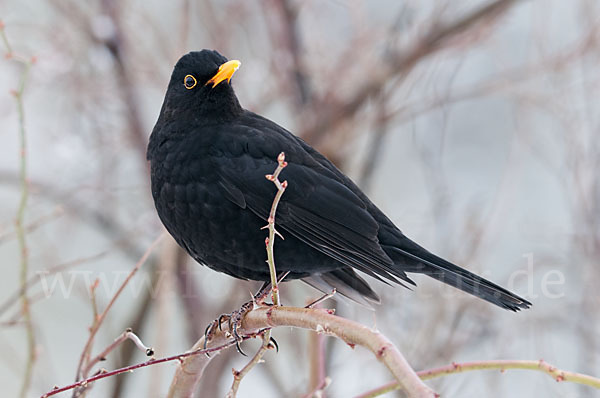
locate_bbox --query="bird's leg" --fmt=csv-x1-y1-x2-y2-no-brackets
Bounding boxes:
221,276,288,354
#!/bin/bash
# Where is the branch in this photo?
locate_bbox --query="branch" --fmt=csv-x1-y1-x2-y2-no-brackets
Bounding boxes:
81,329,153,379
227,153,288,396
355,360,600,398
0,250,108,319
167,306,436,398
49,293,597,397
0,206,64,246
72,234,163,387
48,305,434,397
226,331,275,398
110,261,161,398
1,20,37,398
100,0,149,166
269,0,311,105
263,152,288,305
42,340,237,397
300,0,522,145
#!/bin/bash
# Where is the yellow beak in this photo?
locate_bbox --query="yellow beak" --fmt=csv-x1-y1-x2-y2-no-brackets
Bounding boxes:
206,60,241,88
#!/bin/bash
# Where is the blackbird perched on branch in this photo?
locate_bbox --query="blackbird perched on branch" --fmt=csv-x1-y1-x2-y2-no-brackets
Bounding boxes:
147,50,530,311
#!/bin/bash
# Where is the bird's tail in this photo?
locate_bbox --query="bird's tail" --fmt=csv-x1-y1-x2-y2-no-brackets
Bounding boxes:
384,236,531,311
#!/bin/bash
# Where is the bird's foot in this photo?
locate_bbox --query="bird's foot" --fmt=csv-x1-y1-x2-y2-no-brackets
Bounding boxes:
203,282,275,356
203,277,290,356
203,300,254,356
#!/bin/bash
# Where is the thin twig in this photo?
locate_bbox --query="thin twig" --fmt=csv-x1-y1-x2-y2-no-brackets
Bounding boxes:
227,153,289,396
305,289,336,309
0,291,47,327
306,300,329,397
42,340,238,398
0,250,109,318
262,152,288,306
91,278,100,321
110,261,160,398
354,360,600,398
1,20,37,398
268,0,310,105
82,329,153,378
0,206,64,246
100,0,148,165
73,234,164,384
300,0,521,145
226,330,275,398
303,376,331,398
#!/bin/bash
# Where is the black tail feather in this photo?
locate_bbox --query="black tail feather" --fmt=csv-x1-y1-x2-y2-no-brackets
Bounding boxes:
384,237,531,311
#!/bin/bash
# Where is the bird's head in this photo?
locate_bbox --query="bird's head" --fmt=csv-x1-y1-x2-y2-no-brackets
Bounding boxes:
160,49,242,122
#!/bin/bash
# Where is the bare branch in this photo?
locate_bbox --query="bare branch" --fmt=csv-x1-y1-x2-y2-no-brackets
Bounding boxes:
226,331,275,398
168,306,436,398
262,152,289,305
1,20,37,398
226,154,289,396
42,340,237,398
72,234,163,387
300,0,522,145
0,250,108,318
355,360,600,397
82,329,153,379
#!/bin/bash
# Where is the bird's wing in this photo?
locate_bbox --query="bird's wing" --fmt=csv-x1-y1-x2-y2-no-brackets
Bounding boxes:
211,127,413,285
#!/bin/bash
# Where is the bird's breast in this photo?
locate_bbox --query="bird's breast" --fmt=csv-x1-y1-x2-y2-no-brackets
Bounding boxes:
149,133,267,271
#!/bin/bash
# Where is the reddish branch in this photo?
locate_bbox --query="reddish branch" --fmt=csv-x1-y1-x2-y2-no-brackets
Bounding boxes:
72,234,163,388
41,341,236,397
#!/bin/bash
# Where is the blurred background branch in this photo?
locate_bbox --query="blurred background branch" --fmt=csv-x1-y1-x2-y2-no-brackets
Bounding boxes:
0,20,37,398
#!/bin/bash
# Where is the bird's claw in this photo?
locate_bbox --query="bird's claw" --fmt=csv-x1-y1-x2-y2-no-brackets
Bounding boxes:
203,300,255,356
217,314,229,331
203,320,219,357
202,281,287,356
268,336,279,352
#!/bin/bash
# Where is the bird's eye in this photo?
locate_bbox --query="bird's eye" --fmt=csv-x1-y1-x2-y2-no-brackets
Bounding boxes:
184,74,197,89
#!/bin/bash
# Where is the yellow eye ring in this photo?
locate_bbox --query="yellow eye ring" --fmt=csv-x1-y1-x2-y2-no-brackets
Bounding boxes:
184,74,197,89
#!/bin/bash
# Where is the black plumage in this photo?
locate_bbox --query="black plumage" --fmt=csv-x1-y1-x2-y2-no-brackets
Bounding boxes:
147,50,531,311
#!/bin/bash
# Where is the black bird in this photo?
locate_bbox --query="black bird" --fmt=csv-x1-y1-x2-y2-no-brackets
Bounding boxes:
147,50,531,311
